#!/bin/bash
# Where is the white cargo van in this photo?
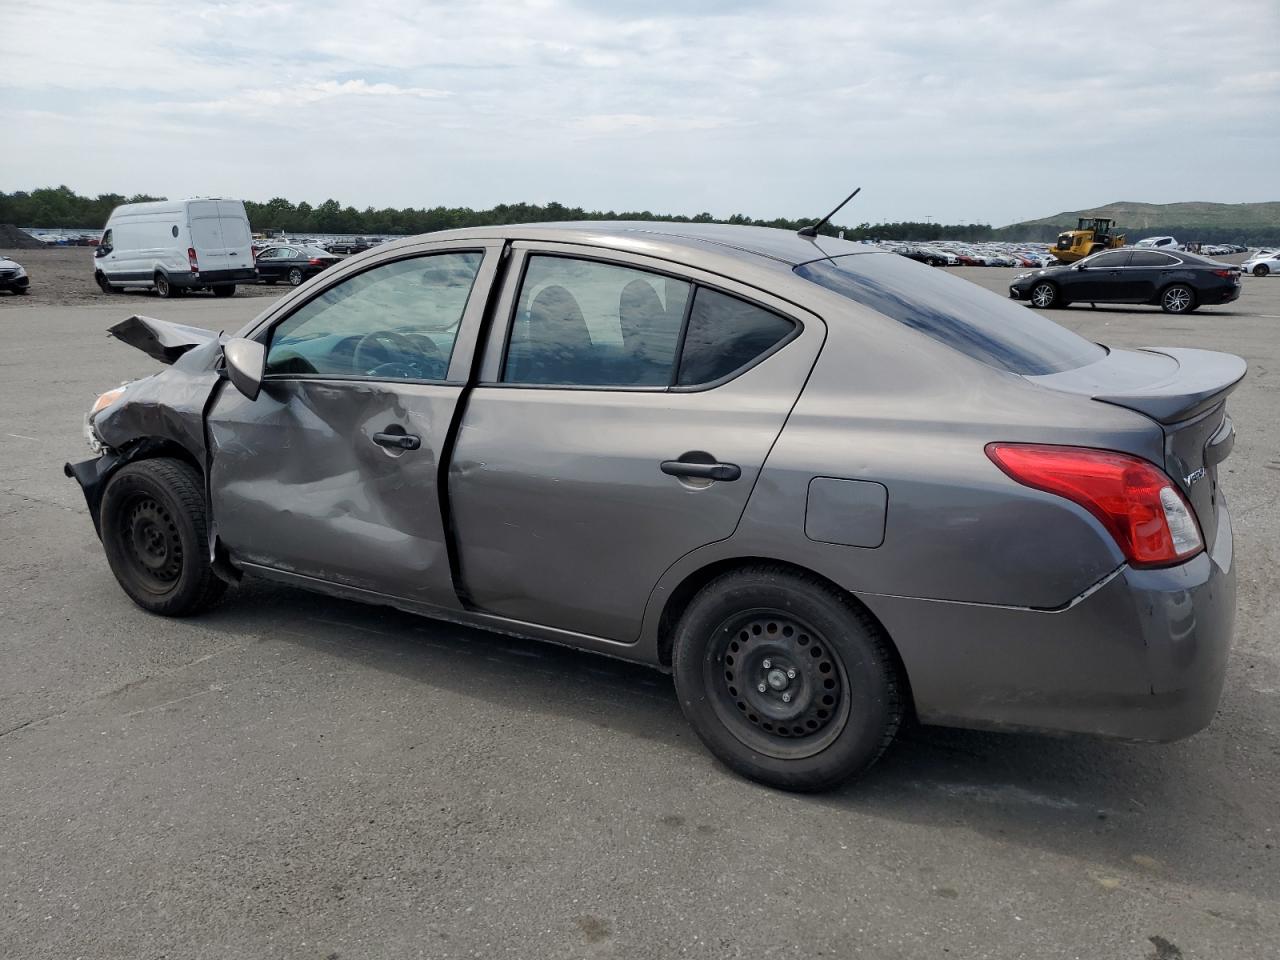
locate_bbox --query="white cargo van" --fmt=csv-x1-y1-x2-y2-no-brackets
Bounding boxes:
94,199,257,298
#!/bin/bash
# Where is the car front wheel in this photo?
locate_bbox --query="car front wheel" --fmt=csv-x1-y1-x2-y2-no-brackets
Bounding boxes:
1029,281,1058,308
1161,284,1196,314
99,458,226,616
672,566,903,792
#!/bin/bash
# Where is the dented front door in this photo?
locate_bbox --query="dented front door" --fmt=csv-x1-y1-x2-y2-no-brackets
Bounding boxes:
206,243,498,609
208,380,461,607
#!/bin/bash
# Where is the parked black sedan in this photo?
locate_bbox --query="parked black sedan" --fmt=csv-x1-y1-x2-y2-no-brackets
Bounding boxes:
0,255,30,294
1009,248,1241,314
254,245,341,286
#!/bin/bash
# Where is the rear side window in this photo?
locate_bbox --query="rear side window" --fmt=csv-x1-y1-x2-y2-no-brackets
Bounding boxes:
795,254,1105,375
1130,251,1178,267
504,256,690,387
1086,251,1130,268
677,288,794,386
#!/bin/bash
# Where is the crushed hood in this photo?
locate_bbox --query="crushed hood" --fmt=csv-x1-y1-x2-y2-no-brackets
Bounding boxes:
108,315,220,365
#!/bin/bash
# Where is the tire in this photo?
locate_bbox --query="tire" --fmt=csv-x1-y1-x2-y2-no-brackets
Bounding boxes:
154,272,175,298
212,285,236,298
99,458,226,616
1029,280,1058,309
671,566,903,792
287,267,304,286
1161,284,1196,314
95,272,115,294
1255,264,1270,277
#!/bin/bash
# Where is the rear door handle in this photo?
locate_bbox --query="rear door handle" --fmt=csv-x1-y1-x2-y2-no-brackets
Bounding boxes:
373,431,421,450
661,459,741,481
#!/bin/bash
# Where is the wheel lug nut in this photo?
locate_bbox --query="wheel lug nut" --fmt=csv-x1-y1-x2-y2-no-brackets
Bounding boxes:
786,668,796,680
762,658,772,669
782,692,792,703
757,682,767,693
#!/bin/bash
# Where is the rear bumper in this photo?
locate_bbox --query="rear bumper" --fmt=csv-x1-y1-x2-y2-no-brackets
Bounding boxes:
865,498,1236,741
1198,283,1241,306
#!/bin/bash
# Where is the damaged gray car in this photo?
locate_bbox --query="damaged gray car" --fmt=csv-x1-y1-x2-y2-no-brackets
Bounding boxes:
67,223,1244,791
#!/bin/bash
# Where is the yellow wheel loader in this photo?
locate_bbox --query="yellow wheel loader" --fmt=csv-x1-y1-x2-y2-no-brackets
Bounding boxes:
1053,217,1126,263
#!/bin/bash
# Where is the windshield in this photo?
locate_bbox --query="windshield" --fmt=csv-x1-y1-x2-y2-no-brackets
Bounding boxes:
795,253,1105,375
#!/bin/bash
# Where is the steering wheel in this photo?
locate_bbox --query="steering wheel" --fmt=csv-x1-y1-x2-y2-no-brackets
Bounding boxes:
352,330,426,376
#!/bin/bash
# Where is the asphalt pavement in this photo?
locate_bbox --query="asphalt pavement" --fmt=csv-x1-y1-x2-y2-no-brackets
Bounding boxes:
1,272,1277,959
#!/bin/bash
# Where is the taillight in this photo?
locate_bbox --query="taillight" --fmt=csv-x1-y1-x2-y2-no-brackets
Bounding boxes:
1212,269,1233,278
308,258,324,266
187,247,199,272
985,443,1203,568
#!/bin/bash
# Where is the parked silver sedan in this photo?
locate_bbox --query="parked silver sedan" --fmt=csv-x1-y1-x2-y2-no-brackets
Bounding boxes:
68,223,1244,791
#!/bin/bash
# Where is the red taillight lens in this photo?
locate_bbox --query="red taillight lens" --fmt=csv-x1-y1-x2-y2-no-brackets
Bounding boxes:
187,247,199,272
985,443,1203,568
1212,269,1232,278
308,258,323,266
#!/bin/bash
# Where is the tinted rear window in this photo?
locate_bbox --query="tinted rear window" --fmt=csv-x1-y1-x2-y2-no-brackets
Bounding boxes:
795,254,1104,375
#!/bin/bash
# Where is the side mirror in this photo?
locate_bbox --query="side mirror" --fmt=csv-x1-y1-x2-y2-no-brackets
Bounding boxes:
94,246,110,258
223,338,266,401
1073,263,1086,270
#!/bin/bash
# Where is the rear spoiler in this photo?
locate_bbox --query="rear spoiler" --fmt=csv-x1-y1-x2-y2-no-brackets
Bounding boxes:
1094,347,1247,425
108,315,219,365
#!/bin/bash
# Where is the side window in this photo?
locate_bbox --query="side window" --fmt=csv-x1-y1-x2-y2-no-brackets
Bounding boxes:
265,251,483,381
100,229,113,251
676,288,795,386
1130,251,1177,267
503,256,690,386
1087,251,1130,268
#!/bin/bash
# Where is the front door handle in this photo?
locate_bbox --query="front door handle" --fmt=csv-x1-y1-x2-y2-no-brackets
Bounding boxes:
661,459,741,481
373,431,421,451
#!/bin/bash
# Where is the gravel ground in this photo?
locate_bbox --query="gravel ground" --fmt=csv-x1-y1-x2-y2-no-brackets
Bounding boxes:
0,245,285,307
0,260,1277,960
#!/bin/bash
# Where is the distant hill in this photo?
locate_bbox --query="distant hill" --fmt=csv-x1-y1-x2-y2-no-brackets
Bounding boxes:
1005,201,1280,242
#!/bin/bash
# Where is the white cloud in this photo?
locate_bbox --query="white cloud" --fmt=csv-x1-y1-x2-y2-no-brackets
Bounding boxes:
0,0,1276,224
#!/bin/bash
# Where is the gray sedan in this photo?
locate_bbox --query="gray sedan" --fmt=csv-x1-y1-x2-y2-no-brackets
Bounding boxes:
67,222,1244,791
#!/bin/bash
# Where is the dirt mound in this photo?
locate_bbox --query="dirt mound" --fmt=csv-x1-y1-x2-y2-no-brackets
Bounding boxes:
0,224,44,249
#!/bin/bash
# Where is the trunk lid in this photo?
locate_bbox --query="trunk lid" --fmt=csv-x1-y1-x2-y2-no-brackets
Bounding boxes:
1029,346,1246,549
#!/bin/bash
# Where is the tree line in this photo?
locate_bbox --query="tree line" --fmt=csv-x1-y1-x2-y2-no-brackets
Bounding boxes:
3,186,1277,245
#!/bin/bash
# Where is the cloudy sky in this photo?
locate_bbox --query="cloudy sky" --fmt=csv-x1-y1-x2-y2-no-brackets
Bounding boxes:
2,0,1276,225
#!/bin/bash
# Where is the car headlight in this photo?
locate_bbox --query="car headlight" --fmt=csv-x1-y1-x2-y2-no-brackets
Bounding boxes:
13,266,26,278
90,385,128,417
1013,272,1031,281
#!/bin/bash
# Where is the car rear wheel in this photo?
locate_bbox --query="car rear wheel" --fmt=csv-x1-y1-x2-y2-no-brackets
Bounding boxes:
1255,264,1270,277
287,267,304,286
154,273,176,298
1161,284,1196,314
99,458,226,616
672,566,903,792
213,285,236,298
1029,281,1058,308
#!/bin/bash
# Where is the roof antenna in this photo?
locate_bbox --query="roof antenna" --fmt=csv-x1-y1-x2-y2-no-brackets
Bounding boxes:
798,187,861,238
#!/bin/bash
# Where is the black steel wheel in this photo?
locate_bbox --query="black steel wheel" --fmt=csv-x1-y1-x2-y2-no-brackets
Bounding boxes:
99,458,226,616
704,610,851,760
1161,283,1196,314
673,566,903,792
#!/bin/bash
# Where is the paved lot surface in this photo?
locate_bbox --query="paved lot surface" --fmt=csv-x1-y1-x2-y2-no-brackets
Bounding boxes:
1,266,1277,959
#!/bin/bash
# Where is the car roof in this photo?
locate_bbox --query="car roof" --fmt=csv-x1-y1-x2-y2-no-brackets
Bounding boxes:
384,221,881,273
